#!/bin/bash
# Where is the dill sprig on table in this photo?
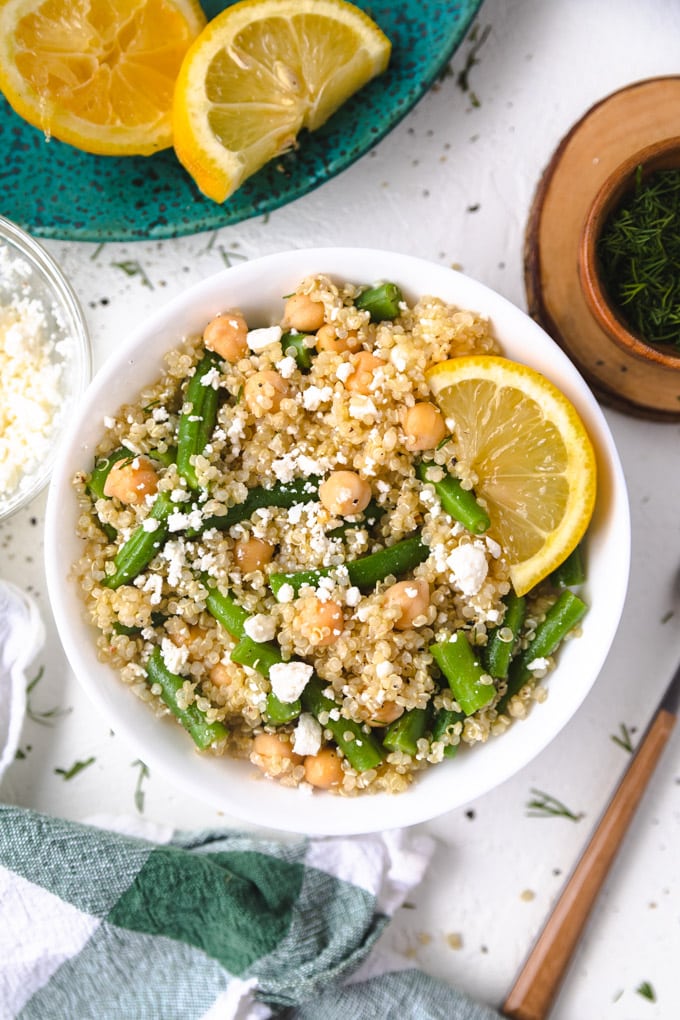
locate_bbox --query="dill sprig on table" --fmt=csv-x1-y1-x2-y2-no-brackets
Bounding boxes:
598,165,680,348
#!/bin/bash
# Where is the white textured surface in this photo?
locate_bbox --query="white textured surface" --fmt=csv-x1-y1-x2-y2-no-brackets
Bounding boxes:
1,1,679,1016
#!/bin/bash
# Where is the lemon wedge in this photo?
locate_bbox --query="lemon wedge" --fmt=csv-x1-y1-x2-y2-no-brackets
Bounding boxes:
173,0,391,203
0,0,206,156
426,356,597,596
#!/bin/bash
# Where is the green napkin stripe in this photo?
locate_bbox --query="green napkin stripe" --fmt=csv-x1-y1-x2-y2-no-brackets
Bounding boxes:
106,847,305,975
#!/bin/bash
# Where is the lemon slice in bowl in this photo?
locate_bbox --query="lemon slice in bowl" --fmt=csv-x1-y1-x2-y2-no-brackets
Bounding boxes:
426,356,597,596
173,0,391,203
0,0,206,156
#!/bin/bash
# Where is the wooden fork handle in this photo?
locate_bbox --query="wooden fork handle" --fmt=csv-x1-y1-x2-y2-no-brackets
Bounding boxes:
502,707,677,1020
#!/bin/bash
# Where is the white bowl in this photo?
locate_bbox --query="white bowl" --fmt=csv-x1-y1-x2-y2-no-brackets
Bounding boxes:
0,216,91,520
44,248,630,835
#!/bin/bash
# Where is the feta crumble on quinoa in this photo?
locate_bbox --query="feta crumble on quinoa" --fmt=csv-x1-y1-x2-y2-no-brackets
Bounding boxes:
270,661,313,703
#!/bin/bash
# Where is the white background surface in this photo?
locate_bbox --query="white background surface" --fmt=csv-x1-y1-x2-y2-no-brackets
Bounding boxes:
1,1,679,1017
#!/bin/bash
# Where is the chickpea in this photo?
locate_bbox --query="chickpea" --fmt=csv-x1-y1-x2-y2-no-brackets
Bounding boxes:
402,402,447,451
384,578,430,630
243,370,289,417
304,747,344,788
234,536,274,573
203,310,248,362
251,732,302,771
282,293,325,332
209,662,233,687
315,323,361,354
103,455,158,505
319,470,371,517
344,351,385,395
298,597,345,647
368,701,405,726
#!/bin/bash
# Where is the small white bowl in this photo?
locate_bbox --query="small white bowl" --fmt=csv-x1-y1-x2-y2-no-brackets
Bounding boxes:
44,248,630,835
0,217,91,520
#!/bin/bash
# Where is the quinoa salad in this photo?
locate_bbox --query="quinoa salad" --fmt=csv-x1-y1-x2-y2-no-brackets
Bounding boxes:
73,274,586,797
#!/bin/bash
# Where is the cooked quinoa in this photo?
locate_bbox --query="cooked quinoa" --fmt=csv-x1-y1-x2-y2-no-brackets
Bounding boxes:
73,274,574,797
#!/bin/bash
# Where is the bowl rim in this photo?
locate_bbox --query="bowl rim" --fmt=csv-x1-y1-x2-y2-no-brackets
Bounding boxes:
578,135,680,369
44,247,631,835
0,215,92,519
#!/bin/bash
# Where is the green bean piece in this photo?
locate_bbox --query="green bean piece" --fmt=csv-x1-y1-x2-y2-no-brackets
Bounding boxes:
204,587,300,723
550,543,586,588
416,462,490,535
102,491,174,589
482,591,527,680
269,534,429,598
87,447,132,500
187,476,321,537
355,282,404,322
148,445,177,468
146,647,227,750
204,585,249,639
301,676,384,773
176,351,222,490
430,707,464,758
229,637,301,723
383,707,430,756
281,331,314,372
497,590,588,713
430,632,496,716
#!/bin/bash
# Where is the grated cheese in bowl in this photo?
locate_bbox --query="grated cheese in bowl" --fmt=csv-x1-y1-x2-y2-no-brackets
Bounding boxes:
0,218,90,521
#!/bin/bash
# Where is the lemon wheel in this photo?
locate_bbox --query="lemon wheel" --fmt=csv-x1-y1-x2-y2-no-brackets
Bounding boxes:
426,356,597,596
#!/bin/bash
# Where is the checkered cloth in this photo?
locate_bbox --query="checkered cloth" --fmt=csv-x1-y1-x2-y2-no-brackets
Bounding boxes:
0,807,501,1020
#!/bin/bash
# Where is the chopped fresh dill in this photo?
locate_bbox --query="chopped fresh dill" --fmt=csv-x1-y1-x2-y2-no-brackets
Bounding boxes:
526,788,584,821
598,165,680,348
111,259,153,290
636,981,656,1002
26,667,72,727
55,757,95,780
611,723,635,753
132,759,150,813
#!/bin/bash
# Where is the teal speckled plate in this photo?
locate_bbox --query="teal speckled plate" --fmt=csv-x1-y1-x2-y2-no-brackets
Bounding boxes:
0,0,482,242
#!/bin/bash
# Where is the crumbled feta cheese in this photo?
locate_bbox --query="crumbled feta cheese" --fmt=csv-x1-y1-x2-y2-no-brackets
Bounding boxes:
151,406,169,422
336,362,353,383
527,657,550,672
142,517,160,532
349,395,378,419
275,583,295,604
139,573,163,606
161,636,188,675
103,415,116,429
168,508,204,532
345,586,361,607
485,536,502,559
447,543,489,596
390,347,408,371
303,385,333,411
170,487,191,503
269,661,313,703
199,366,221,389
247,325,282,352
376,660,393,678
243,613,277,643
292,713,322,756
276,355,297,379
160,539,187,588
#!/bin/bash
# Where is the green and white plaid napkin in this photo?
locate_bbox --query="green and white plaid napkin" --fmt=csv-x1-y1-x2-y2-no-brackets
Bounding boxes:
0,805,501,1020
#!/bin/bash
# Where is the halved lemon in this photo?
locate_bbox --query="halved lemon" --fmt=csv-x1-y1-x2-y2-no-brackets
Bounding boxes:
0,0,207,156
426,356,597,596
173,0,391,203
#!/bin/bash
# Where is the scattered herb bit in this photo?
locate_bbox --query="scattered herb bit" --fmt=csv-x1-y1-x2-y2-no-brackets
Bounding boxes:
598,165,680,348
14,746,31,760
661,608,674,624
90,242,105,260
132,759,150,813
54,757,95,780
436,434,452,450
112,259,153,290
611,723,635,753
217,246,248,268
636,981,656,1002
26,667,72,727
456,23,491,107
526,788,584,821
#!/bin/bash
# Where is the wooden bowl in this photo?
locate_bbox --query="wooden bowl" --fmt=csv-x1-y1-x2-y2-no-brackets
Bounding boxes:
578,136,680,370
